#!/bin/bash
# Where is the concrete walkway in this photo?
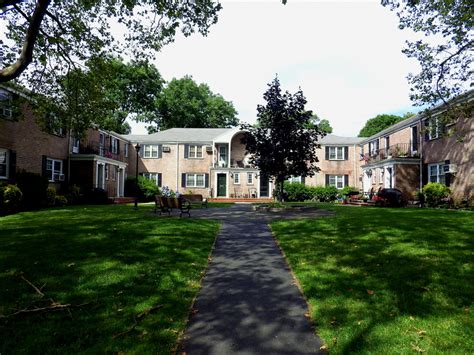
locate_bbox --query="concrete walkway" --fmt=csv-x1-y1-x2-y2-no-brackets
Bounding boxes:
179,204,330,354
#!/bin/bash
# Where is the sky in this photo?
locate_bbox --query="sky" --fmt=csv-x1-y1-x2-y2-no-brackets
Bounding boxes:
128,0,424,137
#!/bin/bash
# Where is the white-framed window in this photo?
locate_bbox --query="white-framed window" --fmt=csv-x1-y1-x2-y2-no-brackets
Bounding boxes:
329,146,344,160
0,149,8,178
428,163,446,184
328,175,345,189
105,164,109,180
234,173,240,184
247,172,254,185
111,165,116,181
287,176,302,183
99,133,105,155
111,138,118,154
189,145,203,159
0,89,13,118
186,173,205,188
219,146,227,166
124,143,129,158
141,172,161,186
143,144,160,158
369,139,379,156
46,158,63,182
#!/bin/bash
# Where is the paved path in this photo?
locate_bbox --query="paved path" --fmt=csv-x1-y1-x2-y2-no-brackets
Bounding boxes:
179,204,330,354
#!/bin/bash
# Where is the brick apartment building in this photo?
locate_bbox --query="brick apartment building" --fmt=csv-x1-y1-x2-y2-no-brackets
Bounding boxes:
1,84,472,203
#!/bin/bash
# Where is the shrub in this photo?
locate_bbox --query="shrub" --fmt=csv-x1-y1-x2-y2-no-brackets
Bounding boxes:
0,184,23,214
423,182,451,207
284,182,312,202
55,195,68,206
66,184,83,205
125,176,160,201
84,188,110,204
339,186,359,198
160,186,175,198
312,186,339,202
15,171,49,210
46,187,57,207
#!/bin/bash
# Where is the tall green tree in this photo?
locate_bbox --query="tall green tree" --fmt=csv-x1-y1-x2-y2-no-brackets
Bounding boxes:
34,56,164,135
308,114,333,134
148,76,238,131
358,114,406,137
241,77,324,201
0,1,221,84
382,0,473,106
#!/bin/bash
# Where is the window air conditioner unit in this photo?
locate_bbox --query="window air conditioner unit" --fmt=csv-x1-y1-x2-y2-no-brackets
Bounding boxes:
162,146,171,153
205,146,213,153
444,164,457,174
58,174,65,181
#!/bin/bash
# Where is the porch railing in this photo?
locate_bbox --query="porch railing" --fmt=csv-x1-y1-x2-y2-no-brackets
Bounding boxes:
361,143,420,163
77,143,121,161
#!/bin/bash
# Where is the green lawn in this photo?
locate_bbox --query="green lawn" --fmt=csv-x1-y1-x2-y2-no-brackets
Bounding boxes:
0,204,219,353
271,205,474,354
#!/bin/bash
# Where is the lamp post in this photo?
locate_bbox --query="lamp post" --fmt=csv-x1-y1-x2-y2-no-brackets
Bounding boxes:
134,143,141,210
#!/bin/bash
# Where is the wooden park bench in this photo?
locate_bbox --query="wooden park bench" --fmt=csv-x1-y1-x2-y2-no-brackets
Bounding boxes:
154,195,192,217
181,194,208,208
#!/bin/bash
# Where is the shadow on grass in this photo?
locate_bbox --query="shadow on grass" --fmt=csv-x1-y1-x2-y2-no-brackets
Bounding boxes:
0,204,219,353
271,206,474,353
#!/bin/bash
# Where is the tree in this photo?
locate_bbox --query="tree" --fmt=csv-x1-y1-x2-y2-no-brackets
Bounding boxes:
382,0,473,106
0,1,221,84
34,56,164,135
148,76,238,132
241,77,325,201
358,114,406,137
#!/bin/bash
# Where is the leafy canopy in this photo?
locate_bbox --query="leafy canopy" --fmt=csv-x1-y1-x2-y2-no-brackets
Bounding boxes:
147,76,238,132
0,1,221,85
382,0,473,106
34,56,164,135
308,114,333,134
241,77,324,200
358,114,406,137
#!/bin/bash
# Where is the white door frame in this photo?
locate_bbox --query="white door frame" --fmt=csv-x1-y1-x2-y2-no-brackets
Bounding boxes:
384,165,394,188
214,171,229,198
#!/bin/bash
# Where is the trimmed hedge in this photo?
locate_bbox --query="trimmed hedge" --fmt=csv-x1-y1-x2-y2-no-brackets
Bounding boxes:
283,182,358,202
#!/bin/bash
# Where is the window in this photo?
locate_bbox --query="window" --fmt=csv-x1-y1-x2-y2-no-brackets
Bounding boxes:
141,172,161,186
411,126,418,152
111,138,118,154
46,158,63,182
287,176,302,183
72,137,80,153
384,136,390,149
0,89,13,118
143,144,160,158
369,139,379,156
247,172,254,185
234,173,240,184
0,149,8,178
327,175,347,189
427,117,444,140
219,146,227,166
189,145,203,159
105,164,109,180
99,133,105,156
328,146,344,160
428,163,446,184
124,143,129,158
186,173,205,188
111,165,116,181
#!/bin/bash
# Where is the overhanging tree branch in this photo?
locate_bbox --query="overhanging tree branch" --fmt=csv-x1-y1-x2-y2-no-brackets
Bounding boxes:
0,0,51,82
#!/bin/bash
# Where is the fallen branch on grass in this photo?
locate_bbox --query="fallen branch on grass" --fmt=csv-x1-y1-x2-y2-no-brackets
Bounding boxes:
20,275,45,297
112,304,163,339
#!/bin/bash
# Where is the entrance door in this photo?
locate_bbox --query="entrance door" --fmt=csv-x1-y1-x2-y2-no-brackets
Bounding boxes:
217,173,227,197
385,167,393,188
97,164,104,189
259,175,269,197
363,170,371,194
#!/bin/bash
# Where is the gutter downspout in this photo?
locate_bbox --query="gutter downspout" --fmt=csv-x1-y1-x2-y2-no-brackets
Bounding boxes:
419,116,423,196
176,143,180,193
353,143,357,189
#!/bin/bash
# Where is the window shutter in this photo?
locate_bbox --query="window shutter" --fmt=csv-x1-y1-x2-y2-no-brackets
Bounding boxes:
109,136,112,151
62,159,68,182
158,145,163,159
117,140,120,154
344,175,349,187
325,147,329,160
205,173,209,188
422,163,428,186
344,146,349,160
181,173,186,188
325,174,329,186
444,160,451,187
9,150,16,179
158,173,162,187
184,144,189,158
42,155,48,177
301,176,306,185
424,120,430,141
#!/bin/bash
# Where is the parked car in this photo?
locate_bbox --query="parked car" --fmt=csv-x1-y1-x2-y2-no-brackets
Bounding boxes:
374,188,407,207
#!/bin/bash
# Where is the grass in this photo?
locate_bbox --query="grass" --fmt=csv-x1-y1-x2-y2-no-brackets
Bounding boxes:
0,204,219,353
271,204,473,354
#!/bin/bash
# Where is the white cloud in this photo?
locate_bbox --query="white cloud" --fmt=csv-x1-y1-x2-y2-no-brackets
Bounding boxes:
129,0,424,136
